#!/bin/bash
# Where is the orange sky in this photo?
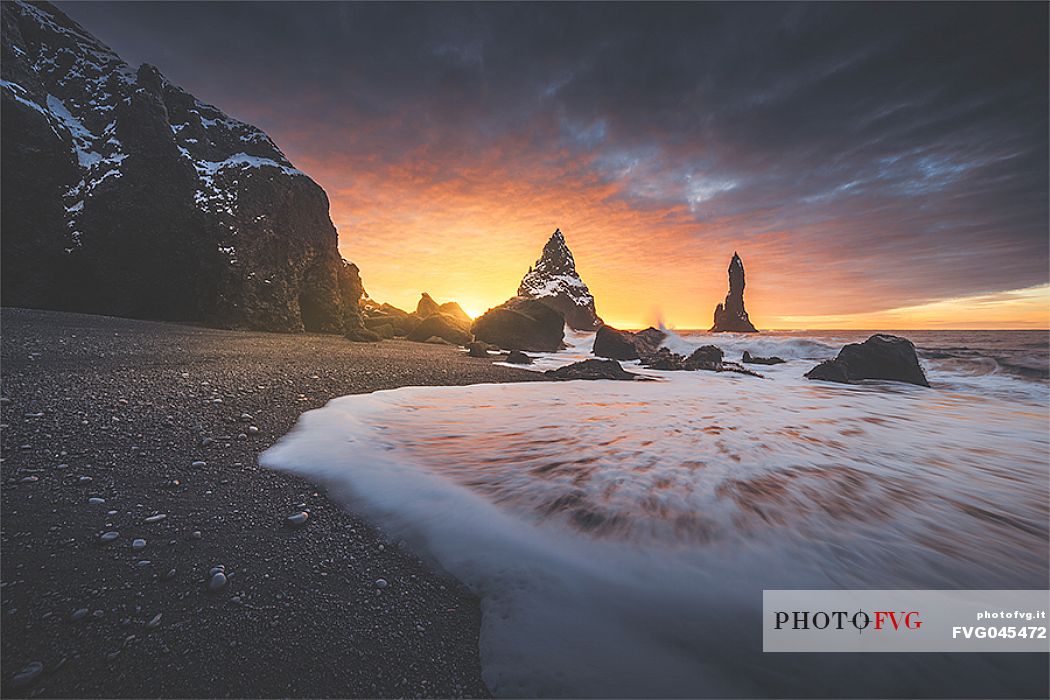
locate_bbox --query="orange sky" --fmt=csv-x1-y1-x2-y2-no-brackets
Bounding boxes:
57,1,1049,332
292,150,1050,331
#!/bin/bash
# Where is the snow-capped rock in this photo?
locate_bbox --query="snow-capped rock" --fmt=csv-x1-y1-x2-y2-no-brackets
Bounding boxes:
516,229,602,331
1,0,364,333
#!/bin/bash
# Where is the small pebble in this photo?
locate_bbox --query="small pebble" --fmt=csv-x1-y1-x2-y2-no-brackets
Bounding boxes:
247,426,259,434
239,413,253,422
191,461,206,469
71,608,89,622
10,661,43,688
208,572,227,592
79,476,93,483
132,538,146,550
20,476,39,483
146,613,162,629
99,531,119,543
285,512,309,527
237,433,247,440
374,578,389,589
88,497,106,505
144,514,166,523
191,530,202,540
164,568,176,580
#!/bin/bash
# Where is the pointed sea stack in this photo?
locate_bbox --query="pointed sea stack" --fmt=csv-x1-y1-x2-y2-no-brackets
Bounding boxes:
710,252,758,332
517,229,602,331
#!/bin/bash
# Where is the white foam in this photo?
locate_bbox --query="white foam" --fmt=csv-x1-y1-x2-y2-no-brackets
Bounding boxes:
262,344,1048,697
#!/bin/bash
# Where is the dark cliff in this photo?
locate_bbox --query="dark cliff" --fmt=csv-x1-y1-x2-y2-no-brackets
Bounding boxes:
1,1,364,332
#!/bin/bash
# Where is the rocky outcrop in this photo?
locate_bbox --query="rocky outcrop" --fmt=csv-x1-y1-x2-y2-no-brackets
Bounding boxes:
472,297,564,352
517,229,602,331
804,334,930,386
1,1,363,332
592,326,666,360
710,253,758,333
505,350,533,365
742,351,785,365
407,314,472,346
638,345,762,377
545,359,643,381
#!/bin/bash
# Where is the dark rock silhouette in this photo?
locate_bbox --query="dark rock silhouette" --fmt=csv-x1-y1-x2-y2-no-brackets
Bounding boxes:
546,359,643,381
472,297,564,352
593,326,666,360
416,293,442,318
407,314,472,346
505,350,533,365
742,351,786,365
805,334,930,386
466,342,490,358
517,229,602,331
710,253,758,332
638,345,761,377
1,2,364,333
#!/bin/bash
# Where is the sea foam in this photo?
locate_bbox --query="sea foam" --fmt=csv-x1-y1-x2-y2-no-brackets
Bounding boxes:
261,332,1048,697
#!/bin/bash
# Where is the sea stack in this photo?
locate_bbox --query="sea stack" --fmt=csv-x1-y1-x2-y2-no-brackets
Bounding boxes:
517,229,602,331
710,252,758,332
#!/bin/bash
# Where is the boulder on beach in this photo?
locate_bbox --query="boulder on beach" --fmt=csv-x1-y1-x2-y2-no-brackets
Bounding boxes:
545,359,643,381
407,314,473,346
805,334,929,386
710,253,758,333
466,342,490,358
685,345,724,368
345,327,381,343
506,350,533,364
593,325,667,360
472,297,565,352
742,350,785,365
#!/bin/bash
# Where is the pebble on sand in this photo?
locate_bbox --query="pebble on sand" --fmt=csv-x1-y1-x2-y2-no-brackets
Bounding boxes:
285,511,309,527
71,608,89,622
374,578,389,589
144,514,167,523
132,538,146,549
10,661,43,688
208,571,227,592
191,461,206,469
88,497,105,505
99,531,119,543
146,613,163,629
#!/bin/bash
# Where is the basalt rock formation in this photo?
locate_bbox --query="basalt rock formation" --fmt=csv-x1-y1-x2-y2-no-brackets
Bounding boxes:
362,293,472,343
1,1,364,333
472,297,564,352
592,326,667,361
517,229,602,331
710,253,758,333
805,334,930,387
545,359,644,381
742,351,786,365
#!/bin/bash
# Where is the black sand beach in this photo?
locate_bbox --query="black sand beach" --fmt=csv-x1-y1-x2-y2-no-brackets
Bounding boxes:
0,308,545,698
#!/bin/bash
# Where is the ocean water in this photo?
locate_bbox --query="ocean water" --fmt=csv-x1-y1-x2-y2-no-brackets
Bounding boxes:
261,330,1049,698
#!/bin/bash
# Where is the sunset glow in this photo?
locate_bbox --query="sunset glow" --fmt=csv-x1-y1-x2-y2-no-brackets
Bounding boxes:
60,1,1049,330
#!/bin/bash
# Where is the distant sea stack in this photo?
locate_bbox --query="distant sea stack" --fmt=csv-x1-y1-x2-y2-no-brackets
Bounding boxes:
0,1,364,333
517,229,602,331
710,252,758,333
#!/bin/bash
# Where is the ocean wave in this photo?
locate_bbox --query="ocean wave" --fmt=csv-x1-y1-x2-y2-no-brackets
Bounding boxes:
262,367,1048,698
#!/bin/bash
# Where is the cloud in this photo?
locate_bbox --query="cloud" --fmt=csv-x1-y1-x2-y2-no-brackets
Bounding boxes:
57,1,1049,326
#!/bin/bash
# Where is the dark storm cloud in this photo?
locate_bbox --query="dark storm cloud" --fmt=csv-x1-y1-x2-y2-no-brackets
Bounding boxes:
57,1,1049,308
